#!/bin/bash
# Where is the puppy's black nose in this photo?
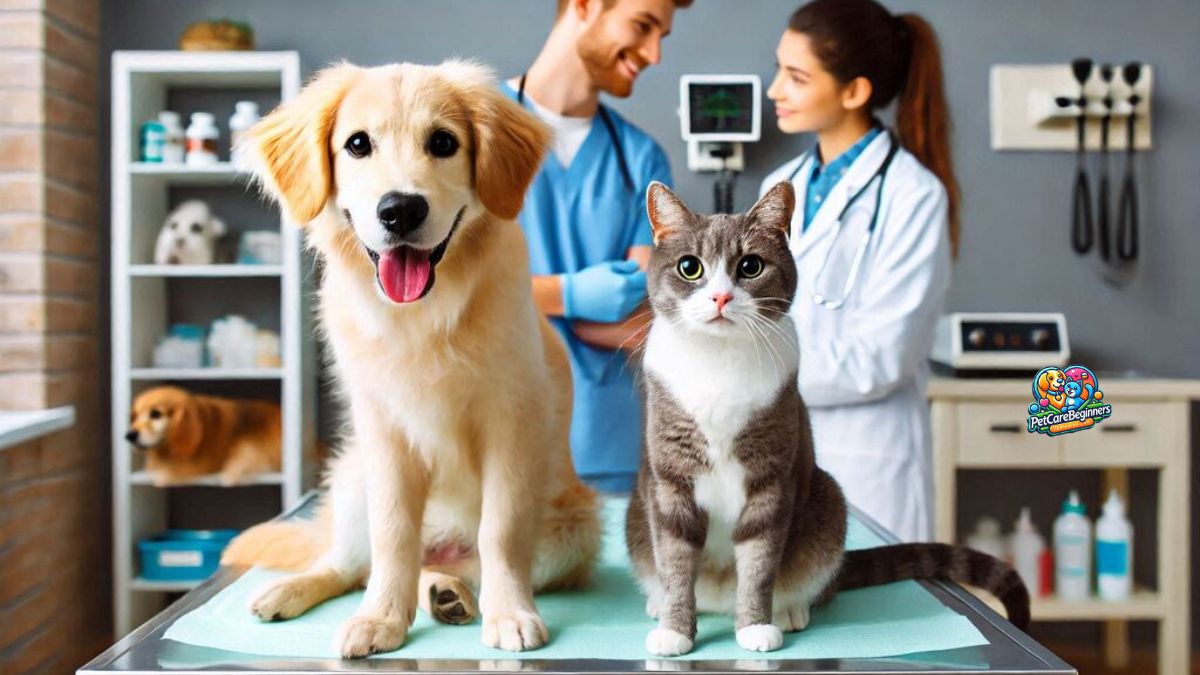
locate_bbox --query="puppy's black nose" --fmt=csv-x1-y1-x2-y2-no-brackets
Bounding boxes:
377,192,428,236
125,430,139,443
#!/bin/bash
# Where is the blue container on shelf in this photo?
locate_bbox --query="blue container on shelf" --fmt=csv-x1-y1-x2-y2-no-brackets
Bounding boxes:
138,529,239,582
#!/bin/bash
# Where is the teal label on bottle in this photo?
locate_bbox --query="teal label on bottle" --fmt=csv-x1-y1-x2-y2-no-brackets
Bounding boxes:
1096,540,1128,575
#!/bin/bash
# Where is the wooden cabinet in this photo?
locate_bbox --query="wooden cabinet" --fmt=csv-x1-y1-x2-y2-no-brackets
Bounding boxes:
929,377,1199,675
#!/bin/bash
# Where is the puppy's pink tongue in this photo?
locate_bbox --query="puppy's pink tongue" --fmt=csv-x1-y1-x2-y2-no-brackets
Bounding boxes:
377,247,431,303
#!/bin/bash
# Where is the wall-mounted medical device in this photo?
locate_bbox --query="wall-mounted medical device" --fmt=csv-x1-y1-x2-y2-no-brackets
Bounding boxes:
991,61,1151,286
989,62,1153,151
679,74,761,173
930,312,1071,377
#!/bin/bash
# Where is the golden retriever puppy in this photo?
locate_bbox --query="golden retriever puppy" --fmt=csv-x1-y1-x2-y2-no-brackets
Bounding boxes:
127,386,281,486
219,60,601,658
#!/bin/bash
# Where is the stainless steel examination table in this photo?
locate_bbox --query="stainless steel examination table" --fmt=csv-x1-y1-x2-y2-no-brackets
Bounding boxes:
80,492,1075,675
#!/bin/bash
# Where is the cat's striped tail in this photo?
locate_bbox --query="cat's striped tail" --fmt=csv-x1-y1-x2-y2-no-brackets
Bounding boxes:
835,544,1031,630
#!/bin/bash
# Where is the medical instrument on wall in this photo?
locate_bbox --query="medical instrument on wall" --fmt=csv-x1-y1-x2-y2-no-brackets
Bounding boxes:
930,312,1071,377
1116,61,1142,262
1096,64,1114,262
517,73,634,193
1068,58,1094,256
678,74,762,213
787,132,900,310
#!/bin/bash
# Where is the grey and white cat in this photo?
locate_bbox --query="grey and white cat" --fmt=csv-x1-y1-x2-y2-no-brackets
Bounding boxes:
626,182,1029,657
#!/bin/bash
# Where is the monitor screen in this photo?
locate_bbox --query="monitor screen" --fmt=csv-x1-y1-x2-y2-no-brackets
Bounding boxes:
687,82,756,136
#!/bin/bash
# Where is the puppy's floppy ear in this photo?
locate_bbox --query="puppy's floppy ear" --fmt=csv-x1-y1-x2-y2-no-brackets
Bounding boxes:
166,393,203,460
448,61,551,221
208,215,227,238
646,181,692,245
746,181,796,236
245,62,362,225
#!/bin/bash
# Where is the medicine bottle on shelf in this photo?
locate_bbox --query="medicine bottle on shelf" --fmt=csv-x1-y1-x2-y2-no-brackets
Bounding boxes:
1053,490,1092,601
139,118,164,163
158,111,185,164
1009,507,1047,597
229,101,260,168
1096,489,1132,600
185,112,220,165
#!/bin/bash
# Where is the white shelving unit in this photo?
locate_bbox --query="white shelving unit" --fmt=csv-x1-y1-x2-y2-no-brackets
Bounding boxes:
111,51,315,636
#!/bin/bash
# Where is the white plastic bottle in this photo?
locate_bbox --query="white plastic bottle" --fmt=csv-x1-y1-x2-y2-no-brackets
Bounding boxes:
1009,507,1046,595
1053,490,1092,600
185,112,220,165
228,101,259,168
1095,489,1132,600
966,517,1007,560
158,111,185,164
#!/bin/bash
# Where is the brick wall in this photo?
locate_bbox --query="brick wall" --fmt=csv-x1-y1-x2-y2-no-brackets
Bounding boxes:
0,0,109,672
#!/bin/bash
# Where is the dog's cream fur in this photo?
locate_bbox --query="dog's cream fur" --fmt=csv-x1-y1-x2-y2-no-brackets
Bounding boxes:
220,60,600,658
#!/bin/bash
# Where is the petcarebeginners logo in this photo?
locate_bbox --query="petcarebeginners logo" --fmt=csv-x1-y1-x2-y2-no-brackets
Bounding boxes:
1027,365,1113,436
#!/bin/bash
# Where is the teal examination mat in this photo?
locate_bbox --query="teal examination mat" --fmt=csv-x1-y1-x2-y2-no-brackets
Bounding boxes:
163,498,989,661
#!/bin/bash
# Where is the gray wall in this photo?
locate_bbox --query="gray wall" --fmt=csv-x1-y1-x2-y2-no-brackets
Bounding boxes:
101,0,1200,650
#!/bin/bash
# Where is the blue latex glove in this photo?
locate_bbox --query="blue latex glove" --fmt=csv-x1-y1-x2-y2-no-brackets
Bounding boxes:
561,260,647,323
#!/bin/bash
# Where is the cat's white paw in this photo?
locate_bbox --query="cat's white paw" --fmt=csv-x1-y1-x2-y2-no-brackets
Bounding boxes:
736,624,783,652
646,628,694,656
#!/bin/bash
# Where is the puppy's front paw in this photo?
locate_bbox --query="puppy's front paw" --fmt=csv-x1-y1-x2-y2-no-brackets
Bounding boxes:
335,614,408,659
481,610,548,651
249,577,310,621
736,624,783,652
646,627,693,656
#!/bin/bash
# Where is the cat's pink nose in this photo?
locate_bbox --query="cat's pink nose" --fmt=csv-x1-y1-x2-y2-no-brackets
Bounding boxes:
711,292,733,313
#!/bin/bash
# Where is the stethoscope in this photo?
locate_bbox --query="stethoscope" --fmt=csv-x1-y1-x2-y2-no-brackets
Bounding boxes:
517,73,634,193
787,130,901,310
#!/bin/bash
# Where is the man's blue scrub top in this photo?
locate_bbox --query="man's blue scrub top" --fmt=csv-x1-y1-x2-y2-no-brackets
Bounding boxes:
503,84,673,482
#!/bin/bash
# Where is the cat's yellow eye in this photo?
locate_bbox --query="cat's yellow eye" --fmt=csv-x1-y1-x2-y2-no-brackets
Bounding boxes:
676,255,703,281
738,255,764,279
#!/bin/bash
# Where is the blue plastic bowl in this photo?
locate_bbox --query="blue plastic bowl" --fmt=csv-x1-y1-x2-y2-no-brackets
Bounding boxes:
138,529,239,582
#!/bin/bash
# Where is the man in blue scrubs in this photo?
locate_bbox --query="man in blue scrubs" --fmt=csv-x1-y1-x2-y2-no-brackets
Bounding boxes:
505,0,690,492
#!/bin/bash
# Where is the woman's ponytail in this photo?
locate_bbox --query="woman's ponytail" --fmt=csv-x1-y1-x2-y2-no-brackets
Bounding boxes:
896,13,960,256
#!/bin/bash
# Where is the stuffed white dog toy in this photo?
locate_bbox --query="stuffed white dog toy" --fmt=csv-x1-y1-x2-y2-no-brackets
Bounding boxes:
154,200,227,265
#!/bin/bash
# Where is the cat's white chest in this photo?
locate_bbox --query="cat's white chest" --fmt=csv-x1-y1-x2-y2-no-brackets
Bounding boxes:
694,454,746,564
645,318,798,557
645,319,797,441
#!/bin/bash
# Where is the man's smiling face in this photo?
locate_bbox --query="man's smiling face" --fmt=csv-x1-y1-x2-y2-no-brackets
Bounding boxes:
575,0,676,98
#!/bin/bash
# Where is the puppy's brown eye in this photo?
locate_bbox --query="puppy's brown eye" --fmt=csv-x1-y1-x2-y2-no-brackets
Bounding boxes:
149,409,162,420
345,131,371,158
737,255,764,279
427,129,458,158
190,222,203,234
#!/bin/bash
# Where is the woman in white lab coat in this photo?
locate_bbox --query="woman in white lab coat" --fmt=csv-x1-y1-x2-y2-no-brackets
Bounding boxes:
760,0,957,541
